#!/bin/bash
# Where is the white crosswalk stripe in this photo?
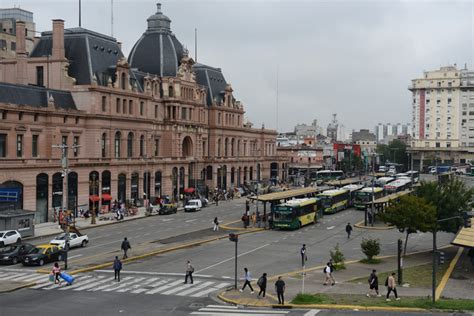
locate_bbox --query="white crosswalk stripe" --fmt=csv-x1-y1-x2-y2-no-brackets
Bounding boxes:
190,304,289,315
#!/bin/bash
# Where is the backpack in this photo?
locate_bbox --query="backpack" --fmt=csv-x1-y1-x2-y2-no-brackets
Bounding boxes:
257,277,264,287
384,277,389,287
190,265,195,273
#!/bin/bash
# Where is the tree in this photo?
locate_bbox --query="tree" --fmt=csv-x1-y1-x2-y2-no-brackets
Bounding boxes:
376,139,408,168
416,178,474,233
330,243,345,269
361,238,380,261
381,195,436,255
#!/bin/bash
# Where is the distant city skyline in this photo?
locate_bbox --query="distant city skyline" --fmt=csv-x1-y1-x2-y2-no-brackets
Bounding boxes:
2,0,473,132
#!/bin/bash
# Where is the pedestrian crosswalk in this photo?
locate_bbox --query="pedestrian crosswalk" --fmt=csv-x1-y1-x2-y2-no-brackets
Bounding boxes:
190,305,289,316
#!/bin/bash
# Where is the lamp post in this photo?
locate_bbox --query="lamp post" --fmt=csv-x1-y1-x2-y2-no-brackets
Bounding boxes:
90,173,97,225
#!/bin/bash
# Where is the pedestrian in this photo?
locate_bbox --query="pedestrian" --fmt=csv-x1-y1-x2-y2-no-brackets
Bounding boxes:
242,214,249,229
257,273,267,298
300,244,307,267
184,260,194,284
213,217,219,232
121,237,131,259
345,222,353,239
385,272,400,301
113,256,122,282
51,262,61,285
367,269,381,297
323,261,335,286
251,212,257,228
239,267,254,294
274,276,285,305
214,195,219,207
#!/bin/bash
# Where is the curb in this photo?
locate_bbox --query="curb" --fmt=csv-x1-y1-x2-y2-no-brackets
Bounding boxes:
0,281,37,293
217,292,426,312
435,246,464,300
354,220,395,230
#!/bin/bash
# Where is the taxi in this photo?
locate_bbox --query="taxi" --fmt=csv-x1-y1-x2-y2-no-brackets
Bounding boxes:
22,244,63,266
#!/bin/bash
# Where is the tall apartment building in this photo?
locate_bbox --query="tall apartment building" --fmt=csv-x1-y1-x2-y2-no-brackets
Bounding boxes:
374,123,412,143
0,8,36,58
409,65,474,169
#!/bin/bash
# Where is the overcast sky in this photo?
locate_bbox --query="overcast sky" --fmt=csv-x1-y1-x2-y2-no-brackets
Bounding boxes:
4,0,474,133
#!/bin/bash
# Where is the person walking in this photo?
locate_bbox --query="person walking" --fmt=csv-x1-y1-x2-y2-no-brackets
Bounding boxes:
386,272,400,301
184,260,194,284
113,256,122,282
239,267,254,293
251,212,257,228
213,217,219,232
323,261,335,286
214,194,219,207
345,222,353,239
51,262,61,285
245,200,250,214
275,276,286,305
121,237,131,259
257,273,267,298
367,269,381,297
300,244,307,267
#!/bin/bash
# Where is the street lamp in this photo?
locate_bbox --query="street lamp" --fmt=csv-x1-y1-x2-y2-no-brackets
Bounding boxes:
90,173,97,225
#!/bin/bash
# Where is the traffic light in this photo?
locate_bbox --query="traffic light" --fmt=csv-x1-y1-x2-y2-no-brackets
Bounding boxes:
229,233,238,242
438,251,445,265
463,212,472,228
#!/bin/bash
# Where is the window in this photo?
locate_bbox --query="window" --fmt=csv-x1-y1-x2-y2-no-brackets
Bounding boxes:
1,110,6,120
63,116,67,123
181,108,187,120
101,133,106,158
34,114,39,122
16,134,23,157
436,142,440,148
0,134,6,157
73,136,79,157
18,112,23,120
75,117,79,124
218,113,221,124
32,135,38,158
114,132,121,158
140,102,144,116
122,99,127,114
168,85,174,97
62,135,67,146
437,82,441,87
129,100,133,115
448,98,452,104
154,138,159,156
10,42,15,51
127,132,134,158
121,72,126,90
140,135,145,157
154,104,158,118
447,142,451,148
36,66,44,86
102,96,107,112
0,39,5,49
116,98,120,113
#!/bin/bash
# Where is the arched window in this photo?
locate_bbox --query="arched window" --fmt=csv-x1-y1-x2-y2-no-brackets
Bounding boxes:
217,139,221,157
168,85,174,97
140,135,145,157
231,138,235,156
182,136,193,157
225,138,229,157
127,132,134,158
114,132,121,158
101,133,107,158
121,72,126,90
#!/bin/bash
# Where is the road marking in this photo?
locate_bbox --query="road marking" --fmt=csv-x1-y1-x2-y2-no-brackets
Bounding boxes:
327,226,335,230
178,281,215,296
88,276,134,291
186,219,197,223
68,254,83,259
191,282,230,297
195,243,271,273
119,277,160,293
161,280,202,295
57,275,95,290
103,277,146,292
131,279,168,294
162,218,174,222
94,270,215,278
0,273,26,280
304,310,321,316
145,279,183,294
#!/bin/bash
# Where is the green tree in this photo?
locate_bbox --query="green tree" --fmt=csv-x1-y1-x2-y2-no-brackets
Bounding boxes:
330,243,345,269
360,238,380,261
376,139,408,168
416,178,474,233
381,195,436,255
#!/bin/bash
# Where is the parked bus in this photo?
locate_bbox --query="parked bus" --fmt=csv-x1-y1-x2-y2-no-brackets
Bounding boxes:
354,187,385,210
342,184,364,206
316,170,345,182
384,178,412,193
317,189,350,214
375,177,394,187
273,198,318,230
405,171,420,183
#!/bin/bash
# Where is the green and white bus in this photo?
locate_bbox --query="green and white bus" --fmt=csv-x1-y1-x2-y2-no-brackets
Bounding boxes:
273,198,318,230
354,187,385,210
316,170,345,182
317,189,350,214
342,184,364,206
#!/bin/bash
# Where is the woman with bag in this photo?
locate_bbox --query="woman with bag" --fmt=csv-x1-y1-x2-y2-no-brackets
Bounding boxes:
51,262,61,285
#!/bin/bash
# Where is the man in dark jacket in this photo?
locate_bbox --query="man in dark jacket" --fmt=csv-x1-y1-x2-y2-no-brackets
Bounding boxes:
275,276,286,305
300,244,307,267
121,237,131,259
367,269,381,297
113,256,122,282
257,273,267,298
345,223,353,239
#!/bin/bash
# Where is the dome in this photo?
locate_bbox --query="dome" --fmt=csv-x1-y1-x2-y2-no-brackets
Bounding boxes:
128,3,184,77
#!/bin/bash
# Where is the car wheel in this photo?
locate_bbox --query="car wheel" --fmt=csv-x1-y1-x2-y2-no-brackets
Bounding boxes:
38,259,44,266
81,240,87,248
12,257,18,265
16,238,21,244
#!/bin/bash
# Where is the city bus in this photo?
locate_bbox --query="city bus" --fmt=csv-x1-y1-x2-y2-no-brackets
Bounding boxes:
383,178,412,193
405,171,420,183
273,198,318,230
317,189,350,214
375,177,394,187
354,187,385,210
316,170,345,182
342,184,364,206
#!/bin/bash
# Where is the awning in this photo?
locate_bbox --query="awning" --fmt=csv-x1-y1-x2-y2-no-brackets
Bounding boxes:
102,194,112,201
452,226,474,248
89,195,100,202
184,188,195,193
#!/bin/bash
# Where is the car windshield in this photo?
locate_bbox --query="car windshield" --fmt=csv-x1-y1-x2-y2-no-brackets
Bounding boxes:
189,202,197,206
0,232,5,238
54,234,67,240
0,245,17,253
29,248,46,254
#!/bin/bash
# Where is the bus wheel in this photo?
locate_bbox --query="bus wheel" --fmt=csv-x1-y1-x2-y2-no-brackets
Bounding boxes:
297,221,302,229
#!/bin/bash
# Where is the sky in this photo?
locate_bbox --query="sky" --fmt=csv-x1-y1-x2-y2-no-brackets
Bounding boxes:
3,0,474,134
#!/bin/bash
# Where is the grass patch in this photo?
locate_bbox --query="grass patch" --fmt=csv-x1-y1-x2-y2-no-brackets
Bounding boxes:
290,293,474,311
360,258,382,264
350,262,450,288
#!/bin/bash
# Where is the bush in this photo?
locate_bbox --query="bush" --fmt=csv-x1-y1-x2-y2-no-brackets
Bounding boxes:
330,243,345,269
361,237,380,261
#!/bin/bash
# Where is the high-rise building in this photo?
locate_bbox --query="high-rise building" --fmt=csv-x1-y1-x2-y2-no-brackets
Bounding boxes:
374,123,411,143
327,114,338,142
0,8,36,58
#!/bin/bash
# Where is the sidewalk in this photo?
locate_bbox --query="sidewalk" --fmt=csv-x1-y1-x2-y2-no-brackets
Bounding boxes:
220,246,462,306
441,248,474,299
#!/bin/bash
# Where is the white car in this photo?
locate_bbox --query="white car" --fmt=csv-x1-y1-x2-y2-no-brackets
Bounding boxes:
184,199,202,212
50,232,89,249
0,230,22,247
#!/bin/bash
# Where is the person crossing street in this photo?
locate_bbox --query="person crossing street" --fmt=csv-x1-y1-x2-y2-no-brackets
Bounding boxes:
345,222,353,239
239,267,254,294
113,256,122,282
275,276,286,305
300,244,307,267
184,260,194,284
213,217,219,232
121,237,131,259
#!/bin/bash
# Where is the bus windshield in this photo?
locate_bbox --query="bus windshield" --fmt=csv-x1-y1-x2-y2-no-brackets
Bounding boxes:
273,210,293,221
355,192,371,203
319,196,333,208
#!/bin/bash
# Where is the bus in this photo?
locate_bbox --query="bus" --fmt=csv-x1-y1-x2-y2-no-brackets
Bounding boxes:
273,198,318,230
354,187,385,210
383,178,412,193
316,170,345,182
317,189,350,214
376,177,394,187
342,184,364,206
405,171,420,183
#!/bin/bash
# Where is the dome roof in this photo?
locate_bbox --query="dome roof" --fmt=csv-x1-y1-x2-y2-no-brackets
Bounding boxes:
128,3,184,77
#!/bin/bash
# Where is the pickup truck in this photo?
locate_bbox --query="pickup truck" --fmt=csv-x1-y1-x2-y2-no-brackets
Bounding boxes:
50,231,89,249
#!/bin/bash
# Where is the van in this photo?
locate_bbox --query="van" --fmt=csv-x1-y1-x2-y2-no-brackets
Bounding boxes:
184,199,202,212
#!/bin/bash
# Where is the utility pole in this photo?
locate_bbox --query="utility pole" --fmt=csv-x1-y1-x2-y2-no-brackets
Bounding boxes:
229,233,238,289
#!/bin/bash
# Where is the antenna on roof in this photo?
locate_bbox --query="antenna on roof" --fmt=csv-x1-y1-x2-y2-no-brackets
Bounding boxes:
111,0,114,37
194,28,197,62
79,0,82,27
